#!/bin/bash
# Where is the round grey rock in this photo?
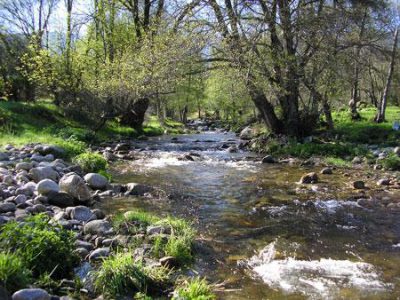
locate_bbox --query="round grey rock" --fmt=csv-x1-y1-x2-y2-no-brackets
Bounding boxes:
12,288,51,300
37,179,59,195
83,219,112,235
71,206,96,222
84,173,108,190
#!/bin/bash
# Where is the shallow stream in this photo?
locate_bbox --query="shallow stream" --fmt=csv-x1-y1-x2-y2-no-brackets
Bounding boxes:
102,131,400,300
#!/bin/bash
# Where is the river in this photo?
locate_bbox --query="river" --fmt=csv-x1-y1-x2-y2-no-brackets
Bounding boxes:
102,131,400,300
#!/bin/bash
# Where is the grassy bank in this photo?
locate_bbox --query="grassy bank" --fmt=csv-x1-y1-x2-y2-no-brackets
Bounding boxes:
0,100,184,158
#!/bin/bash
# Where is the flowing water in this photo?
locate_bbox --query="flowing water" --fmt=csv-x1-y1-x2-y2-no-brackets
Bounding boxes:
102,131,400,300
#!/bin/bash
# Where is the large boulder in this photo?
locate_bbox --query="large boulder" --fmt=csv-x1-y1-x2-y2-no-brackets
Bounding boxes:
36,179,59,195
84,173,108,190
239,126,254,140
83,219,112,235
59,173,91,201
29,167,59,183
70,206,96,222
47,191,74,207
12,288,50,300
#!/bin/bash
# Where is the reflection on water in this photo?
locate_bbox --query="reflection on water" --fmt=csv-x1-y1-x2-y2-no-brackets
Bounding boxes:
103,132,400,299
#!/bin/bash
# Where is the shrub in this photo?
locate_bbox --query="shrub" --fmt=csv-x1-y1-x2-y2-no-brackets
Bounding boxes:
382,154,400,171
94,253,170,298
72,151,107,173
0,252,31,293
0,214,78,278
172,278,216,300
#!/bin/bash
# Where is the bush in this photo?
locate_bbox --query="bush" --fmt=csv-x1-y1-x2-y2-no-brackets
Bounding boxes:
172,278,215,300
72,151,107,173
382,154,400,171
0,214,78,278
0,252,31,293
94,253,170,298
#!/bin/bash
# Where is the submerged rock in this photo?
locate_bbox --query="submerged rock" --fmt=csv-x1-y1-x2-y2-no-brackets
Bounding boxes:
262,155,276,164
353,181,365,189
320,167,333,175
299,172,319,184
377,178,391,186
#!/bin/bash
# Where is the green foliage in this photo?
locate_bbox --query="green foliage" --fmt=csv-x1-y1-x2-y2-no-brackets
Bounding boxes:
0,214,78,278
333,107,400,146
324,157,351,167
0,252,32,293
172,278,216,300
72,152,107,173
381,154,400,171
272,142,367,159
124,210,160,227
94,253,170,298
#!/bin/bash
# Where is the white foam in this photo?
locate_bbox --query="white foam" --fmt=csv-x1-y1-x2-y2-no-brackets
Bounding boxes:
247,242,389,299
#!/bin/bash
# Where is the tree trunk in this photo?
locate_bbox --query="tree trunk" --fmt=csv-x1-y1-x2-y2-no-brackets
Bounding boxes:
349,8,367,120
375,27,398,123
120,98,150,131
247,83,284,134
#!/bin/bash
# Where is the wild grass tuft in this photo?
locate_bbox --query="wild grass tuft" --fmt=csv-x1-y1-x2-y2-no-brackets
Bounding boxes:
172,277,216,300
94,253,170,298
324,157,351,167
124,210,160,227
72,151,108,173
0,252,32,293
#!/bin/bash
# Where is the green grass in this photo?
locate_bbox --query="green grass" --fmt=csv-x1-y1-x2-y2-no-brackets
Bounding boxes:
172,277,216,300
0,214,78,279
324,157,352,167
113,211,196,266
381,154,400,171
94,253,170,298
332,106,400,146
123,210,160,226
0,252,32,294
156,217,196,265
72,151,108,173
0,100,185,157
271,141,367,159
